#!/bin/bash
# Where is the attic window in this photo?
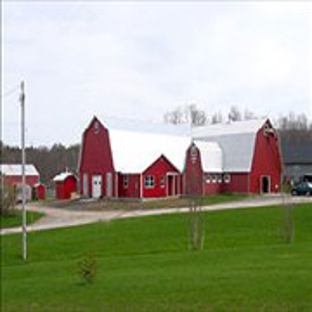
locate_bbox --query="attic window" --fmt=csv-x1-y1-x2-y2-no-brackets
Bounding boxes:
191,145,197,163
263,124,274,137
94,121,100,134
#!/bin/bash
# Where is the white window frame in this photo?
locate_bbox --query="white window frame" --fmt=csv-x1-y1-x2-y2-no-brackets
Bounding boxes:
144,175,155,188
206,175,211,184
212,175,217,183
218,174,222,183
224,174,231,184
160,175,165,188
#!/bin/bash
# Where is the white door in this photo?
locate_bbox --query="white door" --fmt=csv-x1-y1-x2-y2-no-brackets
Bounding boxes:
92,175,102,198
106,172,112,197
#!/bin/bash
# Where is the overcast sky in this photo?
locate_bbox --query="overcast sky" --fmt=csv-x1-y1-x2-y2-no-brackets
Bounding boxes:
2,1,311,147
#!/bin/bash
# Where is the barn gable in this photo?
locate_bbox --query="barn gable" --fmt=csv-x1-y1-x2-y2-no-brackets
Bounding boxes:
192,119,268,172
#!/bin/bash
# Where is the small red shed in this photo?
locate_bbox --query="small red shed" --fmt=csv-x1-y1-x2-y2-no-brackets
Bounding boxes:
53,172,77,200
33,183,46,200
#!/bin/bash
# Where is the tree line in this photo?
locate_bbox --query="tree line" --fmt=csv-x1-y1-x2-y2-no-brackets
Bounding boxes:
164,104,312,129
1,142,80,186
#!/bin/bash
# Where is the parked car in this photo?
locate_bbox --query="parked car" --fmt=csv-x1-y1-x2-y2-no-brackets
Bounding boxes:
291,181,312,196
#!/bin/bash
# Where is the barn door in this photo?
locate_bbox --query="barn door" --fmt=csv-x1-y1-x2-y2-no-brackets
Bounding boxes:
167,174,178,197
106,172,112,197
261,176,271,194
92,175,102,198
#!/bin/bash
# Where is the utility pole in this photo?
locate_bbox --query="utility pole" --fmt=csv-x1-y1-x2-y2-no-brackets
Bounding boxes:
20,81,27,261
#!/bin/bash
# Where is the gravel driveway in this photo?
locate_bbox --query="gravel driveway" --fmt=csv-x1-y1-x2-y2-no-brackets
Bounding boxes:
1,195,311,235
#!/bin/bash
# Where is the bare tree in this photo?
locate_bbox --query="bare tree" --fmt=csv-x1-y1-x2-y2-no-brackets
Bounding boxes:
244,108,257,120
211,111,224,124
228,106,242,122
164,104,207,127
189,197,205,250
164,107,184,125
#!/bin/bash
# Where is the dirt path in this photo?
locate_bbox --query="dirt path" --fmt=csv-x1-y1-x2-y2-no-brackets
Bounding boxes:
1,195,311,235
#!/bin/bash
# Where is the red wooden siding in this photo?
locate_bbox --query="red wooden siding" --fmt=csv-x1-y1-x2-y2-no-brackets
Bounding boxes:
55,176,77,200
221,173,249,193
203,173,222,194
142,155,181,198
118,173,141,198
33,183,46,200
3,175,39,187
79,117,116,197
184,144,204,195
249,122,282,194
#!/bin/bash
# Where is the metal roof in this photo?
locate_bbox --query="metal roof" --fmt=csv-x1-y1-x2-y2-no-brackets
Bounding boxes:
192,119,266,138
0,164,39,176
53,172,75,182
109,129,191,173
194,141,223,173
192,119,267,172
99,115,191,137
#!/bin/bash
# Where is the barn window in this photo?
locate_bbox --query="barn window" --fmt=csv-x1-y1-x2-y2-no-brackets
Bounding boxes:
263,124,274,137
160,176,165,188
206,175,211,184
224,174,231,184
145,175,155,188
191,145,197,163
123,175,129,188
212,175,217,183
94,121,100,134
218,175,222,183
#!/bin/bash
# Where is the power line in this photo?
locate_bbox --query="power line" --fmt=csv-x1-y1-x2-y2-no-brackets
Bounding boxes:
1,85,19,98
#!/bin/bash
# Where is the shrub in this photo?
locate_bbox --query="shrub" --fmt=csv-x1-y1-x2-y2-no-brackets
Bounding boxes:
77,251,97,285
0,183,16,216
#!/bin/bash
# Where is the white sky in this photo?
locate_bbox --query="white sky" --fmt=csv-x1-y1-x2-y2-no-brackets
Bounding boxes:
2,1,312,147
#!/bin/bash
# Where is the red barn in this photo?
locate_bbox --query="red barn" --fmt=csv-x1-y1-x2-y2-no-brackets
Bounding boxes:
0,164,40,187
189,119,282,194
79,117,282,198
79,117,190,199
53,172,78,200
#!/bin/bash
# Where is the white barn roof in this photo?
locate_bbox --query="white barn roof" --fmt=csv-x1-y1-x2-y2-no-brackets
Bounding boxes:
109,129,191,173
194,141,223,173
0,164,39,176
192,119,267,172
53,172,75,182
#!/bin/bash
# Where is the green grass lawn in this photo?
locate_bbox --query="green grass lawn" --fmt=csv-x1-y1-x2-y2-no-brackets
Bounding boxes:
0,211,44,229
1,203,312,311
